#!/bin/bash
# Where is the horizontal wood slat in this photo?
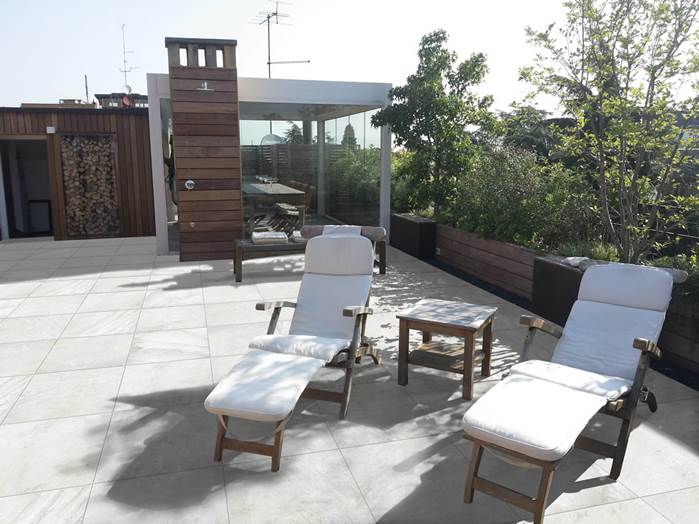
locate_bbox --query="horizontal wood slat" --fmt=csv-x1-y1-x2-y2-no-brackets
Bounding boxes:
172,102,237,114
178,220,242,232
170,78,238,92
171,113,238,126
179,231,238,243
181,250,235,262
176,179,240,191
179,210,241,222
176,168,240,180
175,157,239,169
177,189,240,201
180,241,235,254
171,90,238,103
176,146,239,158
173,136,238,147
173,124,239,136
180,200,242,211
169,66,237,81
435,224,537,300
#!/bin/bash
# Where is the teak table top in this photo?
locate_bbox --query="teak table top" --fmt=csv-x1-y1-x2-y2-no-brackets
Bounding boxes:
397,299,497,332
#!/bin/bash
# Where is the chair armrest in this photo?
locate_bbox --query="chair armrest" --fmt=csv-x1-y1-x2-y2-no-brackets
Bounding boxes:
255,301,297,311
519,315,563,339
633,338,662,359
343,306,373,318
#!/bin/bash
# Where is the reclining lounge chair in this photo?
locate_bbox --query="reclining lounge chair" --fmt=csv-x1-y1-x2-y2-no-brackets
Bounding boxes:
205,234,376,471
461,263,674,523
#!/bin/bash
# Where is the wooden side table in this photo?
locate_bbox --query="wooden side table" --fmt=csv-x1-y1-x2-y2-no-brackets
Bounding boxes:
397,299,497,400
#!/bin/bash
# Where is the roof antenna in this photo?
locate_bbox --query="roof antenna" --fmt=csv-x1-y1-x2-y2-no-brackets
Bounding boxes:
119,23,139,94
251,1,310,133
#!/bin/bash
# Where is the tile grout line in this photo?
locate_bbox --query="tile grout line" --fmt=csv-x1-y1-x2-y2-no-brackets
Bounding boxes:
0,277,100,426
79,283,142,524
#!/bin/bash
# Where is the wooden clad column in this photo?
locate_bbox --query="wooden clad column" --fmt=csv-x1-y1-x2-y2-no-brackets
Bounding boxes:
165,37,243,261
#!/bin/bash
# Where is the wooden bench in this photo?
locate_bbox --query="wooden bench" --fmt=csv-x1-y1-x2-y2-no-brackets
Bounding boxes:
233,226,387,282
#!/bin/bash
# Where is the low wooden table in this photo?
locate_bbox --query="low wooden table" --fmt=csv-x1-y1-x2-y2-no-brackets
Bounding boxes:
397,299,497,400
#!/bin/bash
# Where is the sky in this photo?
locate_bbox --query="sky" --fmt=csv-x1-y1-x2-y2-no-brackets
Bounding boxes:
1,0,567,111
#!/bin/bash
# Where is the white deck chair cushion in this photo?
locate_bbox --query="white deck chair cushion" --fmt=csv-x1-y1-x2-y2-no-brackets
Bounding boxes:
204,349,324,422
250,334,350,362
323,224,362,236
551,301,665,380
509,360,632,399
578,263,673,312
463,375,608,461
304,235,374,275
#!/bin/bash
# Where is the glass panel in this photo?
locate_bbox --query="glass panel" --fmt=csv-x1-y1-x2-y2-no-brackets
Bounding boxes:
240,120,319,238
324,109,381,226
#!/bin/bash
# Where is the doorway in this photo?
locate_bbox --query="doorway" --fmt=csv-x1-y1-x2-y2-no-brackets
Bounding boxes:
0,139,53,239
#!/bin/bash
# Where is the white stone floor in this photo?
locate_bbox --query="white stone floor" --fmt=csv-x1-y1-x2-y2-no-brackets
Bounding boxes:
0,236,697,523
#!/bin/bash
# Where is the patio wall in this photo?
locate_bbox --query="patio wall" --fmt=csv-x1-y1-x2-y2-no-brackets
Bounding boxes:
0,107,155,239
435,224,538,300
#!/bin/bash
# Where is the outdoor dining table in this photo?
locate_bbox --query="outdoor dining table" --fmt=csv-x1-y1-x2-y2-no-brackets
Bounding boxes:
242,182,305,206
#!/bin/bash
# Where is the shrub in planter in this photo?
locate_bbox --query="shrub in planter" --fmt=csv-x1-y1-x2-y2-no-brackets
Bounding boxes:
556,241,620,262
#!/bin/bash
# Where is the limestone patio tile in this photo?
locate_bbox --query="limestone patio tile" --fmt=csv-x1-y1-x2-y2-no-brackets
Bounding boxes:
30,279,96,297
99,265,154,279
201,278,263,304
108,254,156,266
129,328,209,364
78,290,146,313
0,376,32,422
115,244,156,255
136,304,206,332
84,467,228,524
95,403,215,482
207,322,269,357
39,334,133,373
0,281,42,299
60,255,111,268
63,310,140,338
224,449,374,524
12,258,67,270
90,276,151,294
0,485,91,524
205,300,281,327
613,398,699,496
341,435,519,523
0,340,55,376
9,294,85,318
115,358,212,411
71,245,120,257
143,287,204,308
48,267,104,280
5,367,123,423
0,413,111,496
1,268,55,281
542,498,671,524
644,485,699,524
0,314,72,343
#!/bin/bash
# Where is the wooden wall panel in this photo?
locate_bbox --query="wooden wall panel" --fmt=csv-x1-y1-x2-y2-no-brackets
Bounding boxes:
0,107,155,239
166,37,242,261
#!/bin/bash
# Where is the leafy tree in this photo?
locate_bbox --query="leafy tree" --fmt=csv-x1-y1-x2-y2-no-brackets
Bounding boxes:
284,121,304,144
371,29,495,217
523,0,699,262
341,123,358,148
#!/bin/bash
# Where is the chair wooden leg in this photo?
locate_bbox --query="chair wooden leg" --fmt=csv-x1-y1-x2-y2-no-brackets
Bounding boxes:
213,415,228,462
271,421,285,472
610,416,633,480
339,367,353,419
533,464,555,524
464,443,484,503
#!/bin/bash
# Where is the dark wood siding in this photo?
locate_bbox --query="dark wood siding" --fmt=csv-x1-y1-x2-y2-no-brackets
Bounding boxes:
0,107,155,239
167,39,243,262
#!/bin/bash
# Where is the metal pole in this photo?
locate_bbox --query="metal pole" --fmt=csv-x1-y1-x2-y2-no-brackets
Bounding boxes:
267,16,272,134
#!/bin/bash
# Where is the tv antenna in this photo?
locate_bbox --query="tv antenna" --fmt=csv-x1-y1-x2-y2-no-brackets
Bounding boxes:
119,24,139,93
251,1,310,132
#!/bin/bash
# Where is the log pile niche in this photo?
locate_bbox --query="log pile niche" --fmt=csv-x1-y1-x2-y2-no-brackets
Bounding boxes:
60,135,121,237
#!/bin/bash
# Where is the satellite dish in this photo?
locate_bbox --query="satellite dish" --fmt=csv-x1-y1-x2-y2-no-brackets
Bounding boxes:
260,133,284,145
123,84,132,94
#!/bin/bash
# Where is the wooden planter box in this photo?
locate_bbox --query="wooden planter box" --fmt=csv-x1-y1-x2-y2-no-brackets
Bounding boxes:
390,213,436,259
434,224,538,300
531,255,699,373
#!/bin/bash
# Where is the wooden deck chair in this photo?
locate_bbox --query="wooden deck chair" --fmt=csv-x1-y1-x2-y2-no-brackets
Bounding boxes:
461,263,676,523
205,235,375,471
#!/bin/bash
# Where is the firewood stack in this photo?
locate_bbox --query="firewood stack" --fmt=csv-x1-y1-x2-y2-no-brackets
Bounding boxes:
60,135,120,237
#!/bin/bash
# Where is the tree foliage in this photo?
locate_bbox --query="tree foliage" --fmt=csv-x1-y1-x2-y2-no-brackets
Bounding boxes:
371,29,494,217
284,122,304,144
522,0,699,262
